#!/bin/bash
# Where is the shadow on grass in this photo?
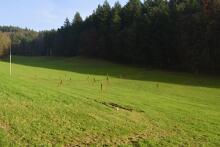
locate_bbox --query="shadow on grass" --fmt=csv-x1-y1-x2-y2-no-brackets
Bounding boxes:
3,56,220,89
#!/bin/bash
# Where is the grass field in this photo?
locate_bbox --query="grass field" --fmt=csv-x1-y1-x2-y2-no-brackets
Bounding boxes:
0,56,219,146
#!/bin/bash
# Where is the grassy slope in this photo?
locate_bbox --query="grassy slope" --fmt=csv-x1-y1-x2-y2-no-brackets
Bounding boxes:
0,56,219,146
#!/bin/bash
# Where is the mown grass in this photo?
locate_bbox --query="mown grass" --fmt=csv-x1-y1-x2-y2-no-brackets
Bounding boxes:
0,56,219,146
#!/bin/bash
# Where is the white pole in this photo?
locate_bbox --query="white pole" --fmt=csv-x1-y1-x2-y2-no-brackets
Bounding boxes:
10,42,11,76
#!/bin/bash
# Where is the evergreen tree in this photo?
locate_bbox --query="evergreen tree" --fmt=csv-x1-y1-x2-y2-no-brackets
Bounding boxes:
72,12,83,25
64,18,71,28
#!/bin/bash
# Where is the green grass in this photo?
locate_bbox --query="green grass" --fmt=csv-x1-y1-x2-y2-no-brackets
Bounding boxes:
0,56,220,146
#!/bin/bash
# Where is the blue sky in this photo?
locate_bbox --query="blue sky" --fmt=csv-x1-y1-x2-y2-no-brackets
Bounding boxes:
0,0,128,31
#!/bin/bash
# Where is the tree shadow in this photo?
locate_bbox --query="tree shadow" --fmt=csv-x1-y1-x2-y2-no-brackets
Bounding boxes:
4,56,220,89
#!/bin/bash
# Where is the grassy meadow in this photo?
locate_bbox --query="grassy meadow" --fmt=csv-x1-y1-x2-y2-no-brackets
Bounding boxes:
0,56,219,146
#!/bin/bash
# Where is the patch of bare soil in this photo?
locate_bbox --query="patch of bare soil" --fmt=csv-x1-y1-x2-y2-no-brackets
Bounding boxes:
95,100,145,113
101,102,134,112
0,121,9,131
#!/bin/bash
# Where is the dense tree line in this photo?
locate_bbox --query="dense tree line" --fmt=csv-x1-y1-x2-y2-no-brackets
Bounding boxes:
1,0,220,73
0,26,40,56
0,32,11,57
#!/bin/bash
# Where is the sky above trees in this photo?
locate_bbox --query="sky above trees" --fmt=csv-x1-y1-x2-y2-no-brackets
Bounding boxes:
0,0,128,31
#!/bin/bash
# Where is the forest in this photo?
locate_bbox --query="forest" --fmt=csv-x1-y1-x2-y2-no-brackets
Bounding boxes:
0,0,220,73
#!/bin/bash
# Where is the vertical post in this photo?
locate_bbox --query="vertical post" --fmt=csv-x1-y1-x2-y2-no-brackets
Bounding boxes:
10,42,11,76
